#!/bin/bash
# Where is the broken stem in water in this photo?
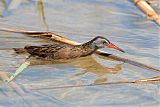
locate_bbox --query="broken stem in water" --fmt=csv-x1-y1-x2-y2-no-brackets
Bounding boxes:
27,76,160,90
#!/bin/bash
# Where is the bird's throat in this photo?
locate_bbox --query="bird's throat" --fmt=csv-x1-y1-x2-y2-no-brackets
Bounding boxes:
80,42,98,57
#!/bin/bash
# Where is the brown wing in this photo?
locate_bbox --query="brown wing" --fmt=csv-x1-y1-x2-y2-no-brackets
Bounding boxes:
24,43,68,58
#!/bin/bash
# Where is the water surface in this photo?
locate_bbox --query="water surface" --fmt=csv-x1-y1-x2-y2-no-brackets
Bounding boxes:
0,0,159,107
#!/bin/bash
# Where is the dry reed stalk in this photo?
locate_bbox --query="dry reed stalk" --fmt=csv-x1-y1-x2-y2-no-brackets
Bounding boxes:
132,0,160,25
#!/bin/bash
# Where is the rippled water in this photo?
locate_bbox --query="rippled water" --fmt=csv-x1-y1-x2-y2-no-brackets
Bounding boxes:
0,0,160,107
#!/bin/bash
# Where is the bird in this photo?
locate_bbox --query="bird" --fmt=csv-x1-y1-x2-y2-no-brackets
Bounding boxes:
14,36,125,60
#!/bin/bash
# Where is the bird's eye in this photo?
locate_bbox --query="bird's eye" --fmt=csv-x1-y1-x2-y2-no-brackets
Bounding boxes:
102,41,106,44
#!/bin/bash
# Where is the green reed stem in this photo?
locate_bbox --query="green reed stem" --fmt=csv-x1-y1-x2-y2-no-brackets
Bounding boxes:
7,61,30,83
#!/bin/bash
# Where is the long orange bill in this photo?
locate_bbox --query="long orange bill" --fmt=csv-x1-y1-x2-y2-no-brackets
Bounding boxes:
107,43,125,53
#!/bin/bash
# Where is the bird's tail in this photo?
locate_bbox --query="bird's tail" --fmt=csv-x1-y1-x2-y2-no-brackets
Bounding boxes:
13,48,27,54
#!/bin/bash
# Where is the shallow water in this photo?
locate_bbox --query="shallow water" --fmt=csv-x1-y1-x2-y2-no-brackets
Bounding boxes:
0,0,160,107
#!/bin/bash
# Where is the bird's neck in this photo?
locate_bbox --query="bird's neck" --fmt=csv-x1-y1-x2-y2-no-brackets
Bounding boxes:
78,40,98,56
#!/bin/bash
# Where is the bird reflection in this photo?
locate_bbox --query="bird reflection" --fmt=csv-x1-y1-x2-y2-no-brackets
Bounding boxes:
27,55,123,84
28,56,123,100
67,56,123,84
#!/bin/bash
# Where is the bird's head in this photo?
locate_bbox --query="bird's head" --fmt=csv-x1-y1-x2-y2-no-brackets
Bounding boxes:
91,36,125,52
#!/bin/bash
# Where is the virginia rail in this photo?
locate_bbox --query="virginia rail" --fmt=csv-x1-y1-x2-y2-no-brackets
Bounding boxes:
14,36,124,60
